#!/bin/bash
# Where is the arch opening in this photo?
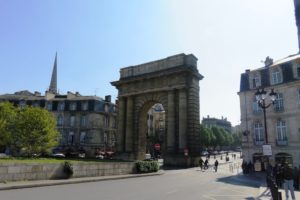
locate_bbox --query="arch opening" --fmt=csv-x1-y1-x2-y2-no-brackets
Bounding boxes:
138,102,166,160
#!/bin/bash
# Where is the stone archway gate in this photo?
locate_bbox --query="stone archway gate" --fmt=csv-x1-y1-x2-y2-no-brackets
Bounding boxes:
111,54,203,166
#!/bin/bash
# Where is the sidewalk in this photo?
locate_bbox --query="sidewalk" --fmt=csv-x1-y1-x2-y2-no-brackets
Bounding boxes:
237,172,300,200
0,171,164,191
257,185,300,200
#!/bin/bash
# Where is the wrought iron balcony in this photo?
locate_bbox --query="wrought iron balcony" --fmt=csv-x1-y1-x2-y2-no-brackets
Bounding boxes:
254,140,265,146
276,139,288,146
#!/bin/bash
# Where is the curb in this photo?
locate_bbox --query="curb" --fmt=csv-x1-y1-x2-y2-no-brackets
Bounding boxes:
0,171,165,191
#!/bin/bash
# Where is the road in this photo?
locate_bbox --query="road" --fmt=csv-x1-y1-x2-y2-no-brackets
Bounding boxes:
0,166,261,200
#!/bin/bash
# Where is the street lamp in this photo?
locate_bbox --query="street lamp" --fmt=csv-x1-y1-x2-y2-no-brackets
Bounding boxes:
255,88,277,144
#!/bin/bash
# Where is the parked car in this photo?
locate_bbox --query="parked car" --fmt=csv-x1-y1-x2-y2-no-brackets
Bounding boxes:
51,153,65,158
201,150,208,156
236,147,242,152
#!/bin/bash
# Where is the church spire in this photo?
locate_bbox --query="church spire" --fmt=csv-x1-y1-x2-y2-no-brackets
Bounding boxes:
49,52,58,94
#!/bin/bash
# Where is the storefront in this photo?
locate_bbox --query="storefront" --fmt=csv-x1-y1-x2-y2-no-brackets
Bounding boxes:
253,153,269,171
275,152,293,166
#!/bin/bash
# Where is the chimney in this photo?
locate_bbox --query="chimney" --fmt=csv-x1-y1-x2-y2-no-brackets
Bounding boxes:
105,95,111,102
294,0,300,52
34,91,41,96
264,56,273,67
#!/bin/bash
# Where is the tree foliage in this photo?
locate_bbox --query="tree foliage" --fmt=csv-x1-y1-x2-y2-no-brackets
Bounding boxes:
0,102,16,148
0,102,59,156
199,124,241,149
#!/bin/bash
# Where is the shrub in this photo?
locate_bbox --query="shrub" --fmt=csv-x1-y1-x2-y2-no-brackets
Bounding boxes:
135,160,159,173
63,161,73,178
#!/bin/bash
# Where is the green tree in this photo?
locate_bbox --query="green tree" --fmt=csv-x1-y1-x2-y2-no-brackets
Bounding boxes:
208,128,216,148
200,125,211,148
232,132,242,147
0,102,16,149
211,126,225,148
13,106,59,156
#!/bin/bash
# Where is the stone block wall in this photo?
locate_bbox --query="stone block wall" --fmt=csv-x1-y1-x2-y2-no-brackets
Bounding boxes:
0,162,135,182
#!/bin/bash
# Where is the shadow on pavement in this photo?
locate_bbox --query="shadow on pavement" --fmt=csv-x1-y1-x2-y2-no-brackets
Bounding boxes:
216,174,263,188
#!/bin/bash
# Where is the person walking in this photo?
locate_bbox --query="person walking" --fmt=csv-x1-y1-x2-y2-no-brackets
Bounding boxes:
283,162,295,200
199,158,204,171
204,158,209,170
214,159,219,172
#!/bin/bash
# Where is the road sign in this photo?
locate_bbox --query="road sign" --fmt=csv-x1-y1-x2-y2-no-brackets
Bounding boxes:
184,148,189,156
263,145,272,156
154,143,160,150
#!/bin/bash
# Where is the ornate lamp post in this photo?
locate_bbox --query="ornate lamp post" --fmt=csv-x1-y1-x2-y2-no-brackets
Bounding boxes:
255,88,277,144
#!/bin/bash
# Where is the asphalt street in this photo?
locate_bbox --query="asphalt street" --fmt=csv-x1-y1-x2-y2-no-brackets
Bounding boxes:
0,167,261,200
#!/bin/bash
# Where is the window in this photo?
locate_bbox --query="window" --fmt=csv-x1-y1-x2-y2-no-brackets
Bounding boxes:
103,116,109,128
80,132,86,144
70,102,77,111
32,101,40,107
254,122,264,142
104,132,108,144
252,100,262,114
19,100,26,108
105,104,109,112
70,115,76,127
58,102,65,111
81,101,88,111
47,102,53,111
68,132,74,145
110,133,116,147
275,93,284,111
159,121,164,130
252,75,261,88
271,69,282,85
276,120,287,141
81,115,87,127
57,115,64,126
111,117,116,128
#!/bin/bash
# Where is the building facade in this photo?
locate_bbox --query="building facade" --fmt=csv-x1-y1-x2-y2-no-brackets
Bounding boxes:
239,54,300,169
201,115,232,133
0,54,117,157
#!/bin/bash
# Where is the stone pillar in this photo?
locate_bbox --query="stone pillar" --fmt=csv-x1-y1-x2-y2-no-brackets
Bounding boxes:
178,89,187,149
167,90,175,152
117,97,126,152
125,96,133,152
187,77,201,153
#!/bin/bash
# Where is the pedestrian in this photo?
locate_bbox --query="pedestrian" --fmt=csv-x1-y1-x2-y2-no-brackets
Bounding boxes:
273,163,282,188
282,162,296,200
199,158,204,171
214,159,219,172
204,158,209,170
293,166,299,190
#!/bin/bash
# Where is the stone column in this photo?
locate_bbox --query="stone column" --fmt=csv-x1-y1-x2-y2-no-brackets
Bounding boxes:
178,89,187,149
125,96,133,152
167,90,175,152
187,77,201,153
117,97,126,152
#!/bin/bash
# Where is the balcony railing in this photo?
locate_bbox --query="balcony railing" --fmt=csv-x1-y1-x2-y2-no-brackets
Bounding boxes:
276,139,288,146
254,140,265,146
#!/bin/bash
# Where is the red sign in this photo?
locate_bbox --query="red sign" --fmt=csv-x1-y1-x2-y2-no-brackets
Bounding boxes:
184,148,189,156
154,143,160,150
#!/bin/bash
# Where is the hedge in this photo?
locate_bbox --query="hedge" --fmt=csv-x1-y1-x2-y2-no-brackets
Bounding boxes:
135,160,159,173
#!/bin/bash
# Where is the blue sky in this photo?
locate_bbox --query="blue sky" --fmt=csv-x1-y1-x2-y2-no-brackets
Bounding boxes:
0,0,297,126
